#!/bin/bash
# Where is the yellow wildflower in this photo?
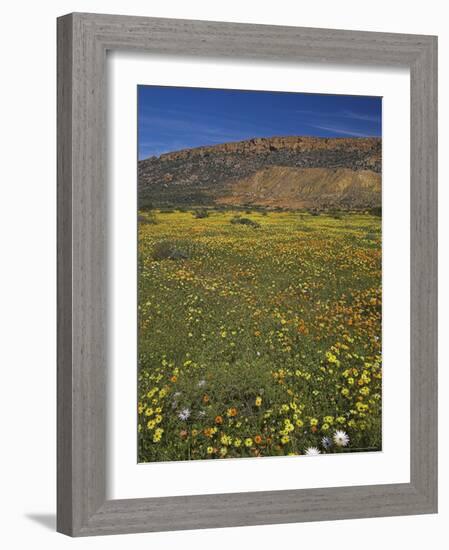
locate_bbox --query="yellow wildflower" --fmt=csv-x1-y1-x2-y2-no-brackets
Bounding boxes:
153,428,164,442
220,434,232,446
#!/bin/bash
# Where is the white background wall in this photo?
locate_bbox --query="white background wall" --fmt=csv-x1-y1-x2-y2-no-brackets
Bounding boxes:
0,1,445,548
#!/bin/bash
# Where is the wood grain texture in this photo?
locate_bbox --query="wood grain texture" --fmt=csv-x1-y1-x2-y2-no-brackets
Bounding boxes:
409,37,438,507
57,13,74,536
57,12,438,536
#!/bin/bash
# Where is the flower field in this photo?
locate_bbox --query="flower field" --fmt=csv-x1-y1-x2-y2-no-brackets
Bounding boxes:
138,209,382,462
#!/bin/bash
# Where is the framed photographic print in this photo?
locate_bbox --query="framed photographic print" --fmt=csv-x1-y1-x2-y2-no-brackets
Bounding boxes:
57,13,438,536
136,86,383,463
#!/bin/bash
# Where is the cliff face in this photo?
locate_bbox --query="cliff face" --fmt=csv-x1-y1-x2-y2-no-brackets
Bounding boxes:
217,167,381,210
138,136,381,209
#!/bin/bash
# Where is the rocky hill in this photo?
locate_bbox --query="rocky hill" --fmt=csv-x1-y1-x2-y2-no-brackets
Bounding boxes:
138,136,381,210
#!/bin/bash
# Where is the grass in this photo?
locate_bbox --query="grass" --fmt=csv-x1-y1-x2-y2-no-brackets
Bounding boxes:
138,210,382,462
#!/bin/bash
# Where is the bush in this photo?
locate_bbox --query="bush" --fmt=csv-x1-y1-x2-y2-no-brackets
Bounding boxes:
369,206,382,217
329,210,343,220
365,232,378,241
138,213,158,225
139,198,154,210
152,241,190,261
230,216,261,228
193,209,210,219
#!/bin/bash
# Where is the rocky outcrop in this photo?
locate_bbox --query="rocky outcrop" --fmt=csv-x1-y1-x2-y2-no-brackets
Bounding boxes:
138,136,381,209
217,167,381,210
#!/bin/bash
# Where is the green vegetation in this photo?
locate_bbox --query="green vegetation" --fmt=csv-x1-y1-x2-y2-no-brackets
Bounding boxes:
193,209,210,219
230,215,261,228
138,210,382,462
138,212,158,225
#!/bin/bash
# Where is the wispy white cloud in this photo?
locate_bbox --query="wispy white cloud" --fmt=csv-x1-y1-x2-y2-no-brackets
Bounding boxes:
340,110,380,123
138,88,381,158
138,107,287,158
295,108,380,124
308,124,377,137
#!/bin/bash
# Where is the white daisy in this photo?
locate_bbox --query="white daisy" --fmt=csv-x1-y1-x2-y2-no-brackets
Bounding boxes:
197,379,206,387
178,408,191,421
333,430,350,447
321,436,332,450
305,447,321,456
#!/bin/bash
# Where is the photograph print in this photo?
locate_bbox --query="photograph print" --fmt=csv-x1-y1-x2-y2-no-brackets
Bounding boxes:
137,86,382,462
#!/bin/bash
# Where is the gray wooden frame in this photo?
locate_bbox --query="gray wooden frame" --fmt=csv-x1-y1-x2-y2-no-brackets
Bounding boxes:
57,12,438,537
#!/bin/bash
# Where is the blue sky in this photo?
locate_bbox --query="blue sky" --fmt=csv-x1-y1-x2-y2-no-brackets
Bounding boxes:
138,86,381,160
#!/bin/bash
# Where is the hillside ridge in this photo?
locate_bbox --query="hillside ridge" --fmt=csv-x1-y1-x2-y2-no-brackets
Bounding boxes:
138,135,381,209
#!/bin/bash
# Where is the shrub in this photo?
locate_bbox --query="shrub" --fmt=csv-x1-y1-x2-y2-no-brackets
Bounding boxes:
152,241,190,261
329,210,343,220
365,232,378,241
139,198,154,210
369,206,382,217
138,213,158,225
230,216,261,228
193,209,210,219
